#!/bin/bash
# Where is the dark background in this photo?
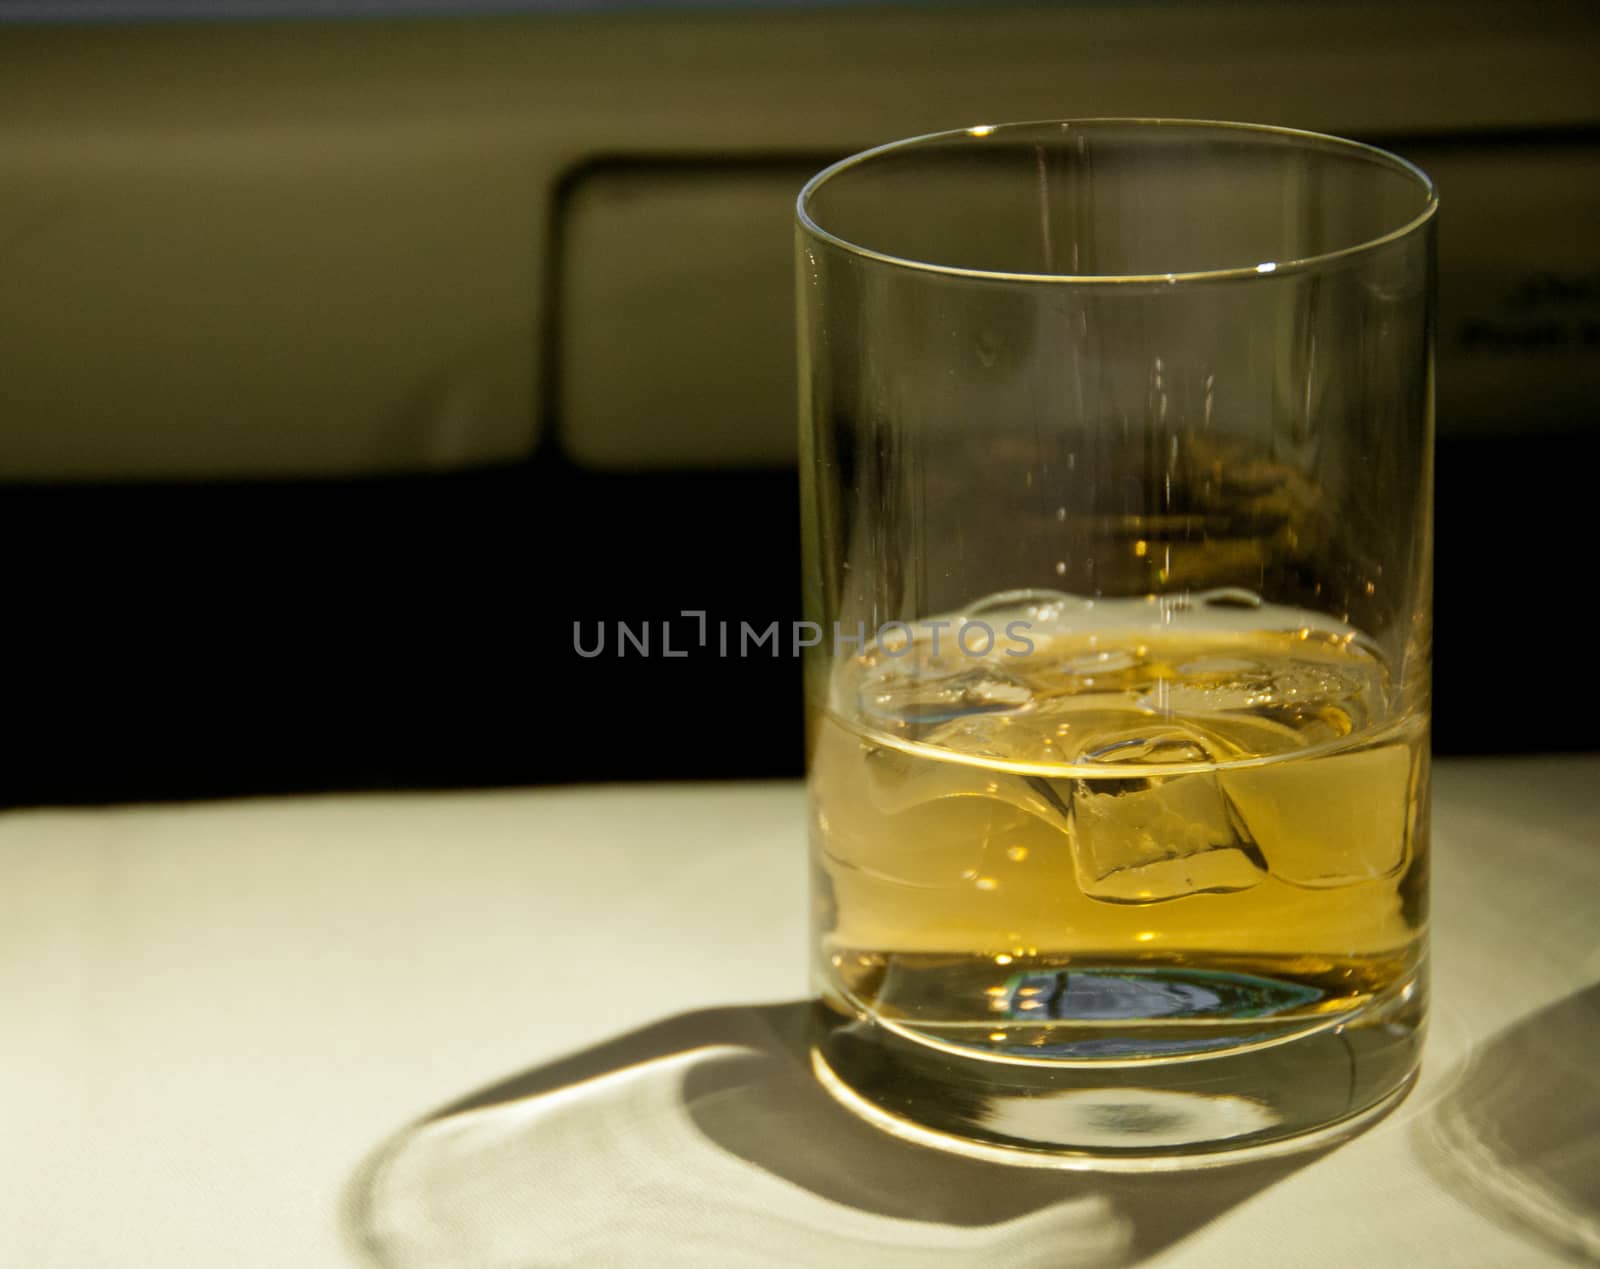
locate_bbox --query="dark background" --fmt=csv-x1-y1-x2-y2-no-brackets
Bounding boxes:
9,434,1590,806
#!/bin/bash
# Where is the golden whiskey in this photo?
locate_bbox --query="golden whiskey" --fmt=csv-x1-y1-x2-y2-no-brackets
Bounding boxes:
811,591,1427,1101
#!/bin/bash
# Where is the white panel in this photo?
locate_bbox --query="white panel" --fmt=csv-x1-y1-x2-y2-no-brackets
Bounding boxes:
559,141,1600,469
0,1,1591,477
560,165,812,469
0,143,542,479
1403,141,1600,436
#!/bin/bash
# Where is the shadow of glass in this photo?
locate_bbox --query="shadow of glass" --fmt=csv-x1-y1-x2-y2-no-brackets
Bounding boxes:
1419,982,1600,1265
345,1001,1331,1268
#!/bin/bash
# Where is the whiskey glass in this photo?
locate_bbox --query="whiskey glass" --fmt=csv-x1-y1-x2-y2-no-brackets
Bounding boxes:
797,120,1435,1165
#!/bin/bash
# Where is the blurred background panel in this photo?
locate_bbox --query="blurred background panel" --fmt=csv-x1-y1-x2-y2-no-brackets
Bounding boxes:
1,0,1596,804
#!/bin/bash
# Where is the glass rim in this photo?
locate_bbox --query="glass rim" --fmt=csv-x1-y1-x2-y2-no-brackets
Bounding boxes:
796,117,1438,286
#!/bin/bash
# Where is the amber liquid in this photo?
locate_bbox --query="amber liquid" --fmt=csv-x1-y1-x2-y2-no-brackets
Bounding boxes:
811,593,1427,1064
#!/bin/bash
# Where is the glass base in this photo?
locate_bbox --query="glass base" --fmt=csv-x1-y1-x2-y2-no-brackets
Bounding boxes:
811,967,1424,1170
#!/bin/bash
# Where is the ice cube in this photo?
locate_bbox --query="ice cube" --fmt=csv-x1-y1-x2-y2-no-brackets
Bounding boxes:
1080,727,1216,765
1058,648,1144,676
1136,656,1274,716
1137,653,1376,748
1220,742,1411,887
1071,771,1266,904
858,737,1067,828
860,663,1033,728
921,709,1054,764
809,727,1061,890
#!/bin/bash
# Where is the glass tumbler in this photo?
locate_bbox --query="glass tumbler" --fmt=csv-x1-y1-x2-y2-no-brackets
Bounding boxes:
797,120,1434,1166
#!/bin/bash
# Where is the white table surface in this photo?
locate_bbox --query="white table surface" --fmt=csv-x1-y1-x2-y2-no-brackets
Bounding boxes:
3,758,1598,1268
